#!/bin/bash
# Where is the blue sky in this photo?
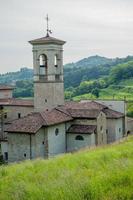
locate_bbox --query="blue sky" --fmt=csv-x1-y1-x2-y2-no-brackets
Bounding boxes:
0,0,133,73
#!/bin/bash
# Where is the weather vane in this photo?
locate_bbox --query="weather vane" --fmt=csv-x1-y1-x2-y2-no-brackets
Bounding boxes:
46,14,52,37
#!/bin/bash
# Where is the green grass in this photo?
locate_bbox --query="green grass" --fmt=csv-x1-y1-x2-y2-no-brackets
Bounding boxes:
1,137,133,199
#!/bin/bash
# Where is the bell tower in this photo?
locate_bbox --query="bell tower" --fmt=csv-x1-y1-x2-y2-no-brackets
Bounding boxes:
29,16,66,112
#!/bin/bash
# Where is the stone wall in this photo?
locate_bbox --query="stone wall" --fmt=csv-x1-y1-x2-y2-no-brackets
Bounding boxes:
3,105,33,122
34,82,64,112
0,90,13,99
67,133,95,152
106,118,124,143
96,112,107,145
7,128,47,162
47,123,66,157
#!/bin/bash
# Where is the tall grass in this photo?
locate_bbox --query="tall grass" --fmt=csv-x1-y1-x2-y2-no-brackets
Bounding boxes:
1,137,133,200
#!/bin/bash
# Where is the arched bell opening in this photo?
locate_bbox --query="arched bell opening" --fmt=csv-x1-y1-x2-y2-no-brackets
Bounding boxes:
39,54,48,80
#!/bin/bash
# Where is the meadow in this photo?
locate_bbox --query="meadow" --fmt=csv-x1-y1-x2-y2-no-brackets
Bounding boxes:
0,136,133,200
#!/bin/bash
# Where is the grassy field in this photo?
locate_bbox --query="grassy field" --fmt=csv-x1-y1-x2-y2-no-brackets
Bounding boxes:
1,137,133,200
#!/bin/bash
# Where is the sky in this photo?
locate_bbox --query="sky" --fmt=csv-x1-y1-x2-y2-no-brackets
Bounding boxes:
0,0,133,73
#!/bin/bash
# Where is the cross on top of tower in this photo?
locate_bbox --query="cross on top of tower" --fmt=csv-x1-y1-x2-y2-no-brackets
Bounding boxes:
46,14,52,37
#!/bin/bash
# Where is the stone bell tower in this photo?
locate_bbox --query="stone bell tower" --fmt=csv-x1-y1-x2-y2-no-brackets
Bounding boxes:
29,16,66,112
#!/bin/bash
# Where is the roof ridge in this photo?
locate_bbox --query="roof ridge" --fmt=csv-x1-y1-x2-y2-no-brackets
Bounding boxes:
55,107,72,117
40,111,48,125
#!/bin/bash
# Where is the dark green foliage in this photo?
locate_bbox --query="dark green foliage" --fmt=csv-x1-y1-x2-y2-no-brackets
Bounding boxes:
109,61,133,84
91,88,99,98
0,55,133,99
0,67,33,84
13,80,33,98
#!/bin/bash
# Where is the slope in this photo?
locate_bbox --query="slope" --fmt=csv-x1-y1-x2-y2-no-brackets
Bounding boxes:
0,136,133,200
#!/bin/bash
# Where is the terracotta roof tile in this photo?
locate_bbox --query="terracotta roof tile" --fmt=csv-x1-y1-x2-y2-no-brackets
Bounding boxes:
0,98,34,107
0,85,14,90
103,108,124,119
5,113,44,133
5,108,73,133
67,124,97,134
64,101,107,110
67,109,100,119
40,108,73,126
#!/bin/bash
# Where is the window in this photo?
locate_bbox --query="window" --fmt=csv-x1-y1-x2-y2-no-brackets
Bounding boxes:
100,126,103,131
24,153,26,157
42,141,45,145
106,129,108,134
18,113,21,119
4,113,7,119
54,55,58,67
75,135,84,141
119,128,121,132
45,99,47,103
55,128,59,136
4,152,8,161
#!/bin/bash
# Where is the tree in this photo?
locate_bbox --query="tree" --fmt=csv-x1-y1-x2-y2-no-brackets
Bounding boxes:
91,88,99,98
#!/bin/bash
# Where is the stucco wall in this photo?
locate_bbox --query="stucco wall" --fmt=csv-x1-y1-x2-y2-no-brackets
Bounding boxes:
47,123,66,157
34,82,64,112
0,141,8,160
3,105,33,122
107,118,124,143
127,118,133,134
96,112,107,145
8,133,31,162
115,118,124,140
0,90,13,99
7,128,47,162
67,133,95,152
73,119,96,125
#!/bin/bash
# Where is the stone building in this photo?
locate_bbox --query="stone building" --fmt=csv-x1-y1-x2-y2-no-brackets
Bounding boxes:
0,27,126,163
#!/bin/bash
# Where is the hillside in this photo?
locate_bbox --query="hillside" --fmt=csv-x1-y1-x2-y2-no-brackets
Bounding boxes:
0,55,133,106
0,136,133,200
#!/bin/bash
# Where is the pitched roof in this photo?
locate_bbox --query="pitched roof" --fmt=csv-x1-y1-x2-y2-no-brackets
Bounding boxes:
5,113,44,133
64,101,107,110
0,98,34,107
40,108,73,126
103,108,124,119
0,85,14,90
29,36,66,45
5,108,73,134
67,109,100,119
67,124,97,134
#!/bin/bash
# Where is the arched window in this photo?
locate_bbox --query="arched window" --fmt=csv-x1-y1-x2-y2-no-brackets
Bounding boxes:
75,135,84,140
39,54,47,75
54,55,58,67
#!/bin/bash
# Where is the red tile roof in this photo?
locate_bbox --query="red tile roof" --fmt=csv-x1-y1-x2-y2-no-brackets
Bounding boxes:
5,101,125,134
0,98,34,107
5,108,73,134
67,124,97,134
5,113,44,133
40,108,73,126
64,101,107,110
0,85,14,90
67,109,100,119
103,108,124,119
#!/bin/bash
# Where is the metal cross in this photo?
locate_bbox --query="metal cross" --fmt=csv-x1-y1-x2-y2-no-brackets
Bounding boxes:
46,14,52,37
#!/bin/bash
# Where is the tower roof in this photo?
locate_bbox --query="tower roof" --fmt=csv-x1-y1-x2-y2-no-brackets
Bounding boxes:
29,35,66,45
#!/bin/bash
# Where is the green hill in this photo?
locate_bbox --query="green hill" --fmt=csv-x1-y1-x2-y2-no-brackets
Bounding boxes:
0,136,133,200
0,55,133,104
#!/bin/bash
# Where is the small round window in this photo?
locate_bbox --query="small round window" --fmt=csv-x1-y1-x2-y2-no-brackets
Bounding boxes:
55,128,59,136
